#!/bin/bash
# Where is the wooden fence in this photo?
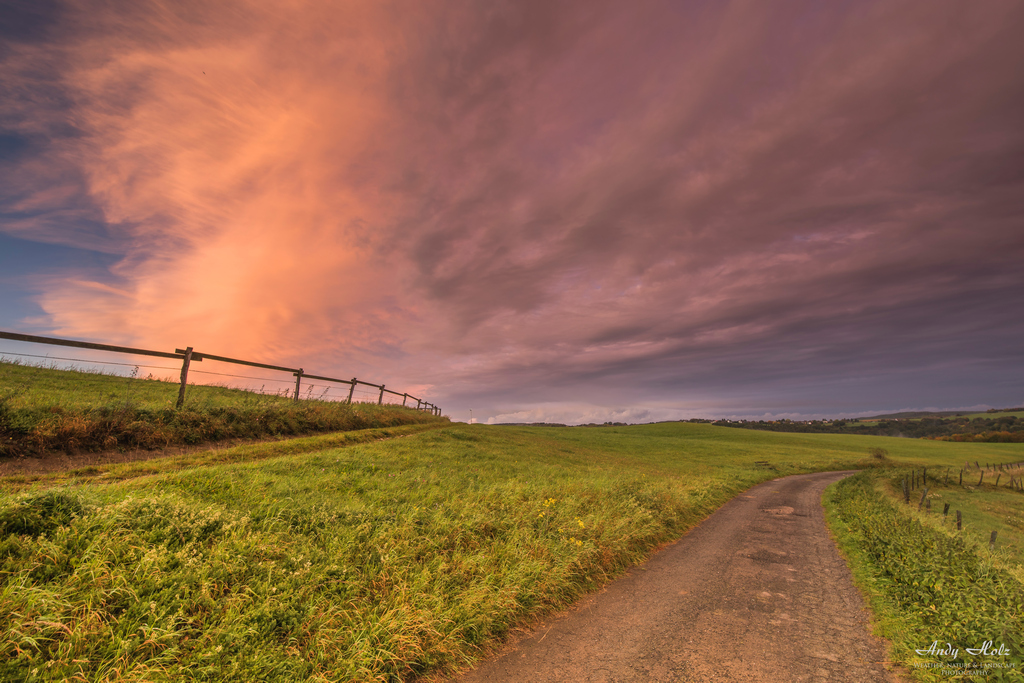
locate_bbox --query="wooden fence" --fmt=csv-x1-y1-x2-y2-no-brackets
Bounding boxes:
0,330,440,415
900,464,1023,550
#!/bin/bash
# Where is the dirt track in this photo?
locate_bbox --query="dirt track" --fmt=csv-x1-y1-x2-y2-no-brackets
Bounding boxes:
453,471,900,683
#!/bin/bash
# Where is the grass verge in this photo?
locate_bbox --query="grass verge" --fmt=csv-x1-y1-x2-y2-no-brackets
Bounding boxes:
824,471,1023,682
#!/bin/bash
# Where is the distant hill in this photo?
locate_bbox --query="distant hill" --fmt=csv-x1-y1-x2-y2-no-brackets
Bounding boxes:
493,422,569,427
857,410,967,420
857,407,1024,420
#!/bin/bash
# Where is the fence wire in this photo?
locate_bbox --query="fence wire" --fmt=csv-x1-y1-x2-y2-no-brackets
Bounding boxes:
0,350,180,372
0,332,439,414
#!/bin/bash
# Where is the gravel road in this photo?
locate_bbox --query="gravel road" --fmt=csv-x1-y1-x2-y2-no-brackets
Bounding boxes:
452,471,899,682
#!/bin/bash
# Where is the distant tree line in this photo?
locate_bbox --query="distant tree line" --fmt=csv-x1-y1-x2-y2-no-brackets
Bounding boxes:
704,414,1024,442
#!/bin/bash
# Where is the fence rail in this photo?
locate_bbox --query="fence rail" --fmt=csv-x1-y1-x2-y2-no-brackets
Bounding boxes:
0,330,440,415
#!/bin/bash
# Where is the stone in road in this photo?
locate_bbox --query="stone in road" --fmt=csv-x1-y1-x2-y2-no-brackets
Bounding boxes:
453,471,898,682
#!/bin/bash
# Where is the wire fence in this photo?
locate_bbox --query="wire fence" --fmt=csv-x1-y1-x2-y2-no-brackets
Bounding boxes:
0,330,440,415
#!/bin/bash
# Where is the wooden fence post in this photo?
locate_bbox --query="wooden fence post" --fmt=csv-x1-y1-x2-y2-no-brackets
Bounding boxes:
943,503,950,517
293,369,303,401
378,385,385,405
922,468,926,485
956,510,962,531
959,469,963,485
978,471,984,487
990,530,998,551
347,379,357,404
176,347,193,409
403,393,408,407
918,487,928,511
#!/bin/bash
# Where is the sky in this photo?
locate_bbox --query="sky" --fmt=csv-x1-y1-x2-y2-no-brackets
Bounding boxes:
1,0,1023,424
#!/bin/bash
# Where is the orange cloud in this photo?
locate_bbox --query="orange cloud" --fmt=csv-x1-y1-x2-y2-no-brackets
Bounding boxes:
31,0,420,373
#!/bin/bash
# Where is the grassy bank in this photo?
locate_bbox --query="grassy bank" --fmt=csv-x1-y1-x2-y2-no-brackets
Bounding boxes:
3,423,1023,681
880,466,1024,579
0,361,445,456
824,471,1023,681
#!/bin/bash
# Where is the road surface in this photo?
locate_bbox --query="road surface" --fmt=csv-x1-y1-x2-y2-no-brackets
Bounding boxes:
453,471,898,682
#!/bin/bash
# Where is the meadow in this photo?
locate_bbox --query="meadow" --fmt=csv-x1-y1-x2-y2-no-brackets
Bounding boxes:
0,360,444,456
2,416,1023,681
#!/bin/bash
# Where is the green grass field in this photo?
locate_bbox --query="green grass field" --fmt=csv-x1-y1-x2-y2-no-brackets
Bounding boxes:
0,360,444,456
3,416,1023,681
0,359,297,410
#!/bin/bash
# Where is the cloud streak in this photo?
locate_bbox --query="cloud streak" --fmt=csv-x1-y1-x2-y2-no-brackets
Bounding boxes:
1,0,1023,421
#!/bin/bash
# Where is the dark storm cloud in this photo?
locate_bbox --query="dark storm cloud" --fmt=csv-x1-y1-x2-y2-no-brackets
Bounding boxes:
377,0,1024,420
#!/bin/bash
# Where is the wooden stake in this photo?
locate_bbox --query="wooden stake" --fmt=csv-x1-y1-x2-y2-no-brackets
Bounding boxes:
176,347,193,409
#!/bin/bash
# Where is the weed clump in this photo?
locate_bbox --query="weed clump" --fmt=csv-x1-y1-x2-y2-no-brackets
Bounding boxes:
0,491,85,537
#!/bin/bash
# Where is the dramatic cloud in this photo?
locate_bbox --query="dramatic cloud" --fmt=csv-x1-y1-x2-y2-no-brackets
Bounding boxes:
2,0,1023,421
